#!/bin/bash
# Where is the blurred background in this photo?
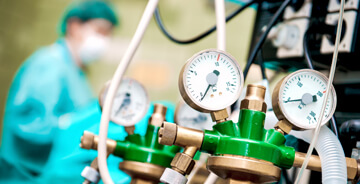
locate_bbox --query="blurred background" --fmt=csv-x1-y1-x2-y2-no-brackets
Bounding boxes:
0,0,260,137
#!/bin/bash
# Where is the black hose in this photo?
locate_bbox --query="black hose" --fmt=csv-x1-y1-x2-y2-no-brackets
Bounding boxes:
257,49,267,80
340,119,360,138
154,0,258,45
243,0,291,80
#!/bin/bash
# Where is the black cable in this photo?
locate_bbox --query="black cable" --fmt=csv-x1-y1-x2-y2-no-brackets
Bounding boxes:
243,0,291,81
330,116,339,138
257,48,267,80
154,0,258,45
282,168,293,184
303,30,315,70
303,29,339,138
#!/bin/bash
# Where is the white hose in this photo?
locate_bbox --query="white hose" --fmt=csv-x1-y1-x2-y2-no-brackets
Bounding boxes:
294,0,346,182
97,0,159,183
265,112,347,183
292,126,347,184
204,173,219,184
215,0,226,51
187,153,208,183
202,1,226,183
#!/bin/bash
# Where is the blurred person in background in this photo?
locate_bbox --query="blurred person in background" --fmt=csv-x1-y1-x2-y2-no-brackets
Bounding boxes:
0,0,119,182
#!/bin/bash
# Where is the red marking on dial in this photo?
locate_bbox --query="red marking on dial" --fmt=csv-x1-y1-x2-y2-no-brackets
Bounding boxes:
217,54,220,61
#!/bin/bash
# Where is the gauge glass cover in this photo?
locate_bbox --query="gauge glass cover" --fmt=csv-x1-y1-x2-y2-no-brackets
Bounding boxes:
175,101,214,130
180,49,244,112
278,69,337,129
99,78,149,126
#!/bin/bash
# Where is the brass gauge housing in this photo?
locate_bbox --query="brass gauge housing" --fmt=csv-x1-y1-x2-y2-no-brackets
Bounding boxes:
272,69,337,130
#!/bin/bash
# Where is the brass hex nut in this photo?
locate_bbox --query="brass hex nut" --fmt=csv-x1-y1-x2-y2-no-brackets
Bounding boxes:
158,122,177,146
80,131,96,150
274,120,292,135
149,104,167,127
171,153,195,175
240,99,267,113
346,158,358,180
80,131,117,154
210,109,229,123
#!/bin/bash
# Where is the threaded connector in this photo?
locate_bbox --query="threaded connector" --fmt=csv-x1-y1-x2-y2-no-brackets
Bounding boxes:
240,84,267,113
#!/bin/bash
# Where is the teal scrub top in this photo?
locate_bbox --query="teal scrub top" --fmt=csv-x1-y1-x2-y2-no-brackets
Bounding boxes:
0,39,94,182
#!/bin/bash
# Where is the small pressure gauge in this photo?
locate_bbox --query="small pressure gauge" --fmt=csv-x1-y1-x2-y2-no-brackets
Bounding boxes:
272,69,337,130
174,101,214,130
99,78,150,127
179,49,244,113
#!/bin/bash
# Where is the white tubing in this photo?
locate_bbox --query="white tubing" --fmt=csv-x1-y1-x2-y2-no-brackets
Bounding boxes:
292,126,347,184
264,112,347,183
187,153,208,183
97,0,159,183
201,2,225,183
215,0,226,51
204,173,219,184
294,0,346,182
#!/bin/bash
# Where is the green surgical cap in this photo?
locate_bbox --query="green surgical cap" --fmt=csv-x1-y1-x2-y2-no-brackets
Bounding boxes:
59,0,119,35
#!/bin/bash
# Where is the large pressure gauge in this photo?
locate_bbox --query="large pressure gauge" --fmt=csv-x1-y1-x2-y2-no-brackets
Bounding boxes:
272,69,337,130
99,78,149,127
174,100,214,130
179,49,244,113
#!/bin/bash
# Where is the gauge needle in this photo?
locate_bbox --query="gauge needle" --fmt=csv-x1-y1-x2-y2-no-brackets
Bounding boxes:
200,70,220,101
284,93,317,104
115,93,131,115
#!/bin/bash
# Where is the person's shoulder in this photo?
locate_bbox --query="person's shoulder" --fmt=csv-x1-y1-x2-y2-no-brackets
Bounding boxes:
20,42,71,75
14,42,72,82
28,43,68,66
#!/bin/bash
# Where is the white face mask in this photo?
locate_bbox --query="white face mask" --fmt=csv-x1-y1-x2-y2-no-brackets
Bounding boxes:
78,32,110,65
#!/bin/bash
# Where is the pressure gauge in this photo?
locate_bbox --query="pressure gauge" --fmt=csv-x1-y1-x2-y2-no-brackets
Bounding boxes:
174,101,215,130
179,49,244,113
272,69,337,130
99,78,150,126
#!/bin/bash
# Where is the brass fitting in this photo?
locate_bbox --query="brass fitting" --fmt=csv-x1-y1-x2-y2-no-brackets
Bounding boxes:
90,157,100,170
125,126,136,135
158,122,204,148
158,122,202,177
357,159,360,181
207,155,280,183
293,152,322,172
347,157,358,181
120,161,165,184
227,179,254,184
293,152,360,180
171,152,196,175
240,84,267,113
158,122,177,146
80,131,117,154
149,104,167,127
130,178,157,184
274,120,292,135
210,108,229,123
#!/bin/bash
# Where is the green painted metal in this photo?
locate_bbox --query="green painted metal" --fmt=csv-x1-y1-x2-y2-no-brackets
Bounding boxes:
201,109,295,168
113,124,180,168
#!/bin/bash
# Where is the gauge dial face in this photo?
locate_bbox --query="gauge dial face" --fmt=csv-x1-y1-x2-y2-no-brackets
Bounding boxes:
175,101,214,130
179,49,244,112
276,69,337,129
99,78,149,126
